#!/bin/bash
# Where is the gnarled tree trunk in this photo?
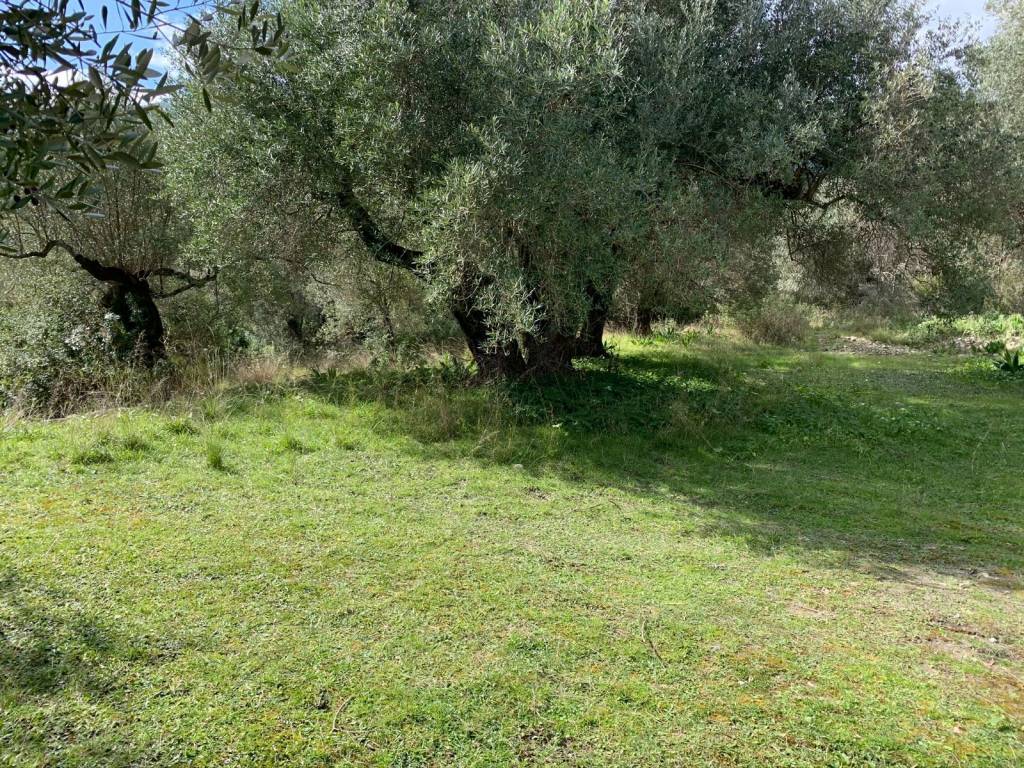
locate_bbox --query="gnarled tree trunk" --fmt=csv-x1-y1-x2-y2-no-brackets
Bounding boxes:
452,282,603,379
633,307,656,337
102,280,166,366
9,240,215,369
332,182,608,379
452,300,528,379
71,253,167,366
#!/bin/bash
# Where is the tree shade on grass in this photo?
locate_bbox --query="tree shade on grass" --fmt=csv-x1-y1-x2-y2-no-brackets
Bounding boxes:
1,334,1022,766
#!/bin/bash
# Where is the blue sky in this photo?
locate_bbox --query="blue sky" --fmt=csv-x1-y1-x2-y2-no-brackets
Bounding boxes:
76,1,1000,31
931,0,998,37
76,1,198,72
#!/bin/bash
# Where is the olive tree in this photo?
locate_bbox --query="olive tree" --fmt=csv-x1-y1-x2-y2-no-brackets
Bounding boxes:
7,166,215,365
987,1,1024,136
171,0,1013,377
986,0,1024,228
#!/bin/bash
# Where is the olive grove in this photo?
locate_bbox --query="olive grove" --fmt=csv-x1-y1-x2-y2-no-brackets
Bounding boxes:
2,0,1023,407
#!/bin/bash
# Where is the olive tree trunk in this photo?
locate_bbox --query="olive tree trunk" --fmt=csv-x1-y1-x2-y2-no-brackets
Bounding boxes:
102,280,167,366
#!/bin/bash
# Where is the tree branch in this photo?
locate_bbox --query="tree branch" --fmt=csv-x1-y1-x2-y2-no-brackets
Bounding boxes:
7,239,134,284
6,239,79,260
8,239,216,297
334,186,423,273
146,267,219,298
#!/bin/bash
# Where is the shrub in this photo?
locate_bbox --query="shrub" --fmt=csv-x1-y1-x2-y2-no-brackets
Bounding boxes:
993,348,1023,374
166,417,199,436
278,434,309,454
736,299,813,346
0,310,143,416
899,313,1024,351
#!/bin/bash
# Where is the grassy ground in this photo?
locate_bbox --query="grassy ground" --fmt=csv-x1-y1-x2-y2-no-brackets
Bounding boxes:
1,332,1022,767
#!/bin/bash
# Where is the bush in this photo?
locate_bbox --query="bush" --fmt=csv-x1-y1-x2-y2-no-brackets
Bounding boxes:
205,437,227,471
0,311,135,415
900,313,1024,351
993,348,1023,374
736,299,813,346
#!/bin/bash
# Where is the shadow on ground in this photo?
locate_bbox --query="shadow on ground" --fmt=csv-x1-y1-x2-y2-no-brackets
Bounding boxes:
0,569,182,765
297,342,1024,583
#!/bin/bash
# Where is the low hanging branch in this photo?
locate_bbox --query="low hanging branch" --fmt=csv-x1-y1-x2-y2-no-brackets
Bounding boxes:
333,186,423,273
6,239,80,261
142,267,220,298
7,239,217,295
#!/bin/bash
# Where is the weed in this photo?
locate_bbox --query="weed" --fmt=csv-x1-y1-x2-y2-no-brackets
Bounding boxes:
993,348,1023,374
118,433,150,453
279,434,309,454
335,434,359,451
68,428,149,465
70,443,116,466
736,298,812,346
435,353,474,386
166,417,199,435
205,437,227,471
199,397,224,423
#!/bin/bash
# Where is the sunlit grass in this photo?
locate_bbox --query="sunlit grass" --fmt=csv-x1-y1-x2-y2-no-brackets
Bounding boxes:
1,334,1021,766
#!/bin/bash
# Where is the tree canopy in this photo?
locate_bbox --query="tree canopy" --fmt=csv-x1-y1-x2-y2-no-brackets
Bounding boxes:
167,0,1019,375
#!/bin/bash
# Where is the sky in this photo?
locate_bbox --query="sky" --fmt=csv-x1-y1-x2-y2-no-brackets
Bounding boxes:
931,0,999,38
76,1,200,72
75,1,1001,30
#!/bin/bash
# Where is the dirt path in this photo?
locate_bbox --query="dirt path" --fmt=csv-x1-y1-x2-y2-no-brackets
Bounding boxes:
821,334,917,356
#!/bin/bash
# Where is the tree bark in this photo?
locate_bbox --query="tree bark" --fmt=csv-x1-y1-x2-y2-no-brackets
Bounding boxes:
522,331,577,374
575,285,609,358
102,280,166,366
128,282,167,366
634,307,655,337
452,300,528,379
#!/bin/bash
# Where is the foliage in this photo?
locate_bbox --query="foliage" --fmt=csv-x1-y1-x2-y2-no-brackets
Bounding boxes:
1,0,290,391
987,0,1024,141
204,435,226,470
0,300,121,413
0,0,285,229
735,297,814,346
5,163,217,366
983,0,1024,281
165,0,1017,376
0,250,139,414
1,0,1023,403
857,312,1024,351
993,347,1022,374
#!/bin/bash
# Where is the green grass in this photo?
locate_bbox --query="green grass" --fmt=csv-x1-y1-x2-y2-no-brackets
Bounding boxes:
840,311,1024,351
204,436,228,472
1,334,1022,767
